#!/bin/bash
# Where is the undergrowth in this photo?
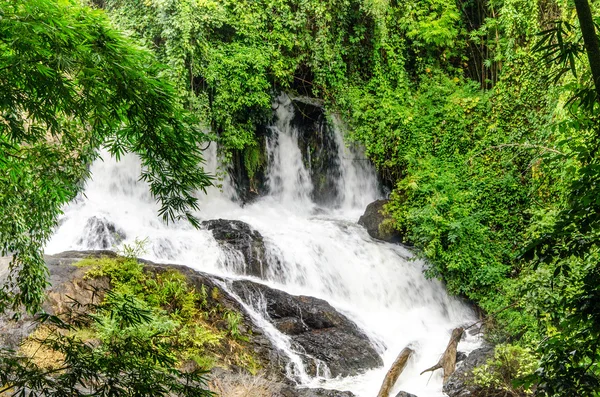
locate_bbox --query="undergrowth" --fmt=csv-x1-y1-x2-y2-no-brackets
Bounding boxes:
73,254,260,374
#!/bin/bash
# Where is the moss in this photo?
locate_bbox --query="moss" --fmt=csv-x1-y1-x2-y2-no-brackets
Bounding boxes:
72,255,260,373
243,144,264,180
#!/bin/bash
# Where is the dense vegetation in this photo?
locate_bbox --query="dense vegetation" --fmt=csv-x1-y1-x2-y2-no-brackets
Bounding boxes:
0,0,212,316
0,245,260,395
2,0,600,395
99,0,600,393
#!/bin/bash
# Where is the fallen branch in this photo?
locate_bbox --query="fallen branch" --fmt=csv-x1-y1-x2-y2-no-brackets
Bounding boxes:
376,346,414,397
467,143,564,165
420,327,464,383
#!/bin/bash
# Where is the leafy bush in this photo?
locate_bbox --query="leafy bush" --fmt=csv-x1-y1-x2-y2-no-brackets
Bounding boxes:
77,255,258,372
472,344,538,396
0,291,214,396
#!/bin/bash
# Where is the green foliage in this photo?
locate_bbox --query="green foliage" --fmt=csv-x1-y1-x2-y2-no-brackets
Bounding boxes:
78,255,257,371
0,291,213,396
0,0,212,315
243,144,264,180
399,0,462,48
472,344,538,396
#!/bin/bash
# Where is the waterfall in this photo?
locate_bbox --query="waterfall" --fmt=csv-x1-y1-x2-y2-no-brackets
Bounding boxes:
47,96,479,397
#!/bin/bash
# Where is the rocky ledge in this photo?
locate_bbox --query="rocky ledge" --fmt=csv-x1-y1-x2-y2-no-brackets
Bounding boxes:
230,279,383,377
203,218,282,279
443,344,495,397
0,250,380,396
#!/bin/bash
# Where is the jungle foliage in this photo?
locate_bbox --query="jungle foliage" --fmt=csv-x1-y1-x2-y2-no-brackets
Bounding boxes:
0,249,262,396
0,0,212,316
100,0,600,393
3,0,600,394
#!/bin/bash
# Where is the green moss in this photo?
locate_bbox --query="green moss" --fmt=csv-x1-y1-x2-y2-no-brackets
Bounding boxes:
73,255,259,373
243,144,264,180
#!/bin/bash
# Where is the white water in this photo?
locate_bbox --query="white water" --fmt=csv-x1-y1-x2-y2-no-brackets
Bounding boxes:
47,95,479,397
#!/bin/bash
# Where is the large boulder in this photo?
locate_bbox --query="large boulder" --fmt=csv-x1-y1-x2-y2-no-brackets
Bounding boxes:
443,344,495,397
0,251,290,382
203,219,277,278
0,251,372,395
358,200,402,243
230,279,383,377
0,250,114,349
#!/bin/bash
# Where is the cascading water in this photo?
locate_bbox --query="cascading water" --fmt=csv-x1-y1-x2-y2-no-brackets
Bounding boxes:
47,94,479,397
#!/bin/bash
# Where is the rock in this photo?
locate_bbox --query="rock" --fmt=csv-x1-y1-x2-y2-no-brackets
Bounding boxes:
290,387,355,397
209,369,355,397
1,250,380,387
358,200,402,243
0,251,292,383
0,250,115,350
289,97,342,207
230,279,383,377
443,344,495,397
395,392,418,397
77,217,125,249
202,219,276,278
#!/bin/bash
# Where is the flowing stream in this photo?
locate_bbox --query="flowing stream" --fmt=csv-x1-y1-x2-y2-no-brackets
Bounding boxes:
47,95,479,397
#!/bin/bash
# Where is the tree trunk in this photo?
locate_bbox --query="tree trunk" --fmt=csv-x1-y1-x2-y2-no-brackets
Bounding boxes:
376,346,414,397
574,0,600,99
420,327,464,383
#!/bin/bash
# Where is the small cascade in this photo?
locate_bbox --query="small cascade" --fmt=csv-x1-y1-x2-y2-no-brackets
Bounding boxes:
47,94,479,397
266,94,315,208
330,116,380,211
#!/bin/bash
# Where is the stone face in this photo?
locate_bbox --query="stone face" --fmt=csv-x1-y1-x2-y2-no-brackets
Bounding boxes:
0,250,114,350
230,279,384,377
202,219,275,278
358,200,403,243
227,94,351,208
443,344,495,397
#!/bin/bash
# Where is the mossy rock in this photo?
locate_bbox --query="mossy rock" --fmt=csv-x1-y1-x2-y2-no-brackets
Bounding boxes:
358,200,404,243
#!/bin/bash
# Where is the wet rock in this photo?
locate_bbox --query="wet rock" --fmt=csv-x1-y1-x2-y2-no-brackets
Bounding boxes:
395,392,418,397
0,251,291,383
1,251,379,387
290,97,342,207
77,217,125,249
230,279,383,377
202,219,272,278
273,317,309,335
358,200,402,243
443,344,495,397
287,387,355,397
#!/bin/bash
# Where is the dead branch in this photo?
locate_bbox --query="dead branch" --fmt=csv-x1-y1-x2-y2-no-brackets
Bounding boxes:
376,346,414,397
420,327,464,383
